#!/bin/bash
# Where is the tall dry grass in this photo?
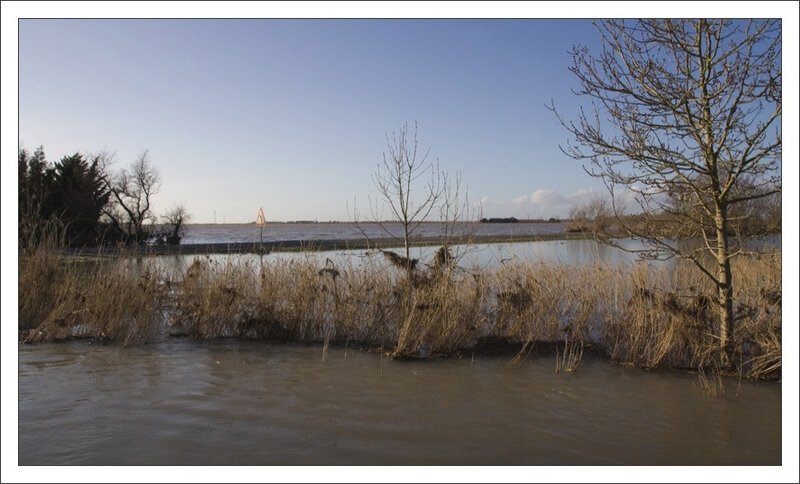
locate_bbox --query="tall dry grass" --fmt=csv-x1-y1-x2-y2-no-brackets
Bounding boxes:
19,229,167,345
164,248,780,379
18,236,781,380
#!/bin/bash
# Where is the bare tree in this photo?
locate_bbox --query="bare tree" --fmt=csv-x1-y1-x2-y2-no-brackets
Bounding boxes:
154,204,191,245
350,121,481,289
551,19,781,362
435,170,485,273
368,122,445,276
102,150,162,245
566,197,612,235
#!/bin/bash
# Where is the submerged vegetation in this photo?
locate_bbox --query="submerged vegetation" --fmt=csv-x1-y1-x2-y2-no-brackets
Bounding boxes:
18,232,782,382
19,236,166,345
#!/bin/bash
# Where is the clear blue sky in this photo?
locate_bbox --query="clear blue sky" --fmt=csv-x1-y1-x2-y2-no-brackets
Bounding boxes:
8,4,798,227
17,18,615,223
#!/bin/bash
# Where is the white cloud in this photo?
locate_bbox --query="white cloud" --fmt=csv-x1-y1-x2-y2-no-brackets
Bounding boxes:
492,188,610,219
534,189,566,205
482,188,633,219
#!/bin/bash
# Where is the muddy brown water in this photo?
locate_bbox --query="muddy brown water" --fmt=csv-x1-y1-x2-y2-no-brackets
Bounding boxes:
18,340,780,465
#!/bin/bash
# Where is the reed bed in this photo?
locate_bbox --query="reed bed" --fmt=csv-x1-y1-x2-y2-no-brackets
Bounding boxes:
18,242,781,380
19,247,167,345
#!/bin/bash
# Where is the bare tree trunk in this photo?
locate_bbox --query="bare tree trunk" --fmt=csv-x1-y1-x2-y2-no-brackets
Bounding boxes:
715,206,734,366
403,222,412,278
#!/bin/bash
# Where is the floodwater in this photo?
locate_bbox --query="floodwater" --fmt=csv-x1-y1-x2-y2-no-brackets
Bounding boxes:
19,340,780,466
180,221,567,245
152,222,626,276
146,233,781,284
18,225,783,467
148,239,644,282
129,222,779,282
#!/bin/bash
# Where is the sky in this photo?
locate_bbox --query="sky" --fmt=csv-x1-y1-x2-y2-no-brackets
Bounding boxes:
15,17,613,223
3,3,800,483
12,7,797,226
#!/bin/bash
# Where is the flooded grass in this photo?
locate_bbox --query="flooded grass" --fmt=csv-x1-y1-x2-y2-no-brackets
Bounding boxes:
18,240,782,381
18,228,167,345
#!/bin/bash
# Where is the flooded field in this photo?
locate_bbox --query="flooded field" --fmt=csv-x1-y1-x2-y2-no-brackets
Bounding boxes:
179,221,568,245
141,233,780,285
19,340,781,466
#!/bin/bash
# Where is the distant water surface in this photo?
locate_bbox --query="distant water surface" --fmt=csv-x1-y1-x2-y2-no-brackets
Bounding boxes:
149,231,780,280
180,221,567,245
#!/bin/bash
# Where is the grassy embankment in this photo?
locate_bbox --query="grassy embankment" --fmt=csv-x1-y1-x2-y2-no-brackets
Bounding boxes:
19,231,782,382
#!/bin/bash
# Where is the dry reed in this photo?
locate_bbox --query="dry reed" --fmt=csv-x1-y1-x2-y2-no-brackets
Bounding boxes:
18,239,781,380
19,240,167,345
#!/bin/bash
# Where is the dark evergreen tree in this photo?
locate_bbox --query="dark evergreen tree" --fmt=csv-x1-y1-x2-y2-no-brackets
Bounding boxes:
49,153,111,246
18,146,55,247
